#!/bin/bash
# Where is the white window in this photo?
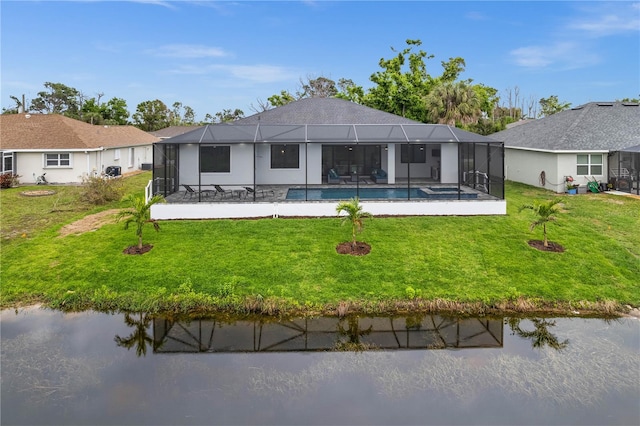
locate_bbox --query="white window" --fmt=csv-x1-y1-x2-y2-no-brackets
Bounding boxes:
44,153,71,168
2,152,14,173
577,154,602,175
128,148,135,168
114,149,120,160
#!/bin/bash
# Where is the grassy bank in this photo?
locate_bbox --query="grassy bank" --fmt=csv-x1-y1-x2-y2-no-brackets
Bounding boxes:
1,176,639,316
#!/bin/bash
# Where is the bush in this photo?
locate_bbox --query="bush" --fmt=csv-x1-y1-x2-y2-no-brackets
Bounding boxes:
0,173,20,189
79,175,124,204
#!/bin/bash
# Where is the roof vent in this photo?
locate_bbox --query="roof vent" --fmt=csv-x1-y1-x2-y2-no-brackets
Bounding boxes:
622,102,639,106
596,103,613,106
25,114,31,119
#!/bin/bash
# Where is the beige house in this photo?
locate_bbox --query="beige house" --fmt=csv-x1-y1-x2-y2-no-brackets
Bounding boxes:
0,113,159,184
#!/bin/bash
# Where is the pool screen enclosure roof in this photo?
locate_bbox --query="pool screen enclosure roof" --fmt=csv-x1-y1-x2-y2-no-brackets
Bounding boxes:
155,123,500,145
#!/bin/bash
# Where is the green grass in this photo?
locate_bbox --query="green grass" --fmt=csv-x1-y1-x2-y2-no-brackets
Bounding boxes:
1,177,639,315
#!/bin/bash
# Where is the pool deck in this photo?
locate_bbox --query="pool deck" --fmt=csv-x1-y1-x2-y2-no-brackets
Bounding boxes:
163,180,497,204
152,180,506,219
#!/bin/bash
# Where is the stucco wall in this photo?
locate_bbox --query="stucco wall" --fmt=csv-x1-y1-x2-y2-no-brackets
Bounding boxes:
506,148,607,193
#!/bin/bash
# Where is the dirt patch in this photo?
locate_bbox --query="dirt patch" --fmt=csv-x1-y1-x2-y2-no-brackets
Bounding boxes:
336,241,371,256
58,209,120,237
20,190,56,197
123,244,153,255
527,240,565,253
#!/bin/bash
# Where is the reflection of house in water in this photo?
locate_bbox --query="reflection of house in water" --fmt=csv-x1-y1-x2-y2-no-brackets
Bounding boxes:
153,315,503,353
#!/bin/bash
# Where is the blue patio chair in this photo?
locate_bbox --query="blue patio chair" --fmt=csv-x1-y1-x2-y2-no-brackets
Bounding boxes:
328,168,341,184
370,169,387,183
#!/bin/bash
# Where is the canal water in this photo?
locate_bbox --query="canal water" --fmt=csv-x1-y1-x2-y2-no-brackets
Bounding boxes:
1,307,638,425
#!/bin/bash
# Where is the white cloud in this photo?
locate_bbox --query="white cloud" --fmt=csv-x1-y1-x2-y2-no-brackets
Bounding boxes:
148,44,229,58
510,42,600,70
166,63,299,84
568,2,640,36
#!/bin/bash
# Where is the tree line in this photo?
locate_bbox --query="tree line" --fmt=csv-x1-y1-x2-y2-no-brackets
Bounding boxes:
5,39,626,134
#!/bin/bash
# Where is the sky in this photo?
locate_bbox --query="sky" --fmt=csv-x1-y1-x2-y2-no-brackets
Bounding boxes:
1,0,639,122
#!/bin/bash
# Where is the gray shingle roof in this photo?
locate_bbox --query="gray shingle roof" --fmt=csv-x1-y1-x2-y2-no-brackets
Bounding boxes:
235,97,420,125
491,102,640,151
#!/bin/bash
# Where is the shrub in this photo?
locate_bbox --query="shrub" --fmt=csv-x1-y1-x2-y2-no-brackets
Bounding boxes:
0,173,20,189
79,175,124,205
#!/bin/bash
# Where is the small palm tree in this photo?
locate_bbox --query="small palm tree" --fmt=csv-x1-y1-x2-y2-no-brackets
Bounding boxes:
336,197,372,248
519,198,562,247
116,194,165,250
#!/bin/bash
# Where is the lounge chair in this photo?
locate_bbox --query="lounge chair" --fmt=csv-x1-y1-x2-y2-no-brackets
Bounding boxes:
214,185,233,198
182,184,212,199
370,169,387,184
328,168,341,184
244,186,275,198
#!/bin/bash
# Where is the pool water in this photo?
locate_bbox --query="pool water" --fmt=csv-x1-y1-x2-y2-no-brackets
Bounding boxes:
286,187,425,200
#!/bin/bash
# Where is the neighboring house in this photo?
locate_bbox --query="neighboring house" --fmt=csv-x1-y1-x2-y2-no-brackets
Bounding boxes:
491,102,640,193
0,113,160,184
151,98,506,219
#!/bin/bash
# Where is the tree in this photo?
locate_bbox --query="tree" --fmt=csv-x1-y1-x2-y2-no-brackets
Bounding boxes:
102,97,130,125
214,108,244,123
335,78,365,104
116,194,166,251
519,198,562,247
1,95,25,114
507,318,569,350
539,95,571,117
336,197,372,248
268,90,297,107
424,81,482,126
363,39,467,121
132,99,170,131
29,82,80,117
299,75,338,98
114,313,155,357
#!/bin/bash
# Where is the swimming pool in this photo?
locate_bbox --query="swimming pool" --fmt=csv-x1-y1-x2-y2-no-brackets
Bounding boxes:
286,187,478,200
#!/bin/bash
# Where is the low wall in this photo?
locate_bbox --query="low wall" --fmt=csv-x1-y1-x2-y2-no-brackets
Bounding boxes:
151,199,507,220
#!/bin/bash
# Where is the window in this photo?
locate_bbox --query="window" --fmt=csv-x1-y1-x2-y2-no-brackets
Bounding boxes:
401,144,427,163
271,144,299,169
200,145,230,173
2,152,13,173
45,153,71,167
577,154,602,175
114,149,120,161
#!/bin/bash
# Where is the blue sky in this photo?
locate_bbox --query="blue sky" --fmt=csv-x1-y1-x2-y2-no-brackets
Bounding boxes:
1,1,638,121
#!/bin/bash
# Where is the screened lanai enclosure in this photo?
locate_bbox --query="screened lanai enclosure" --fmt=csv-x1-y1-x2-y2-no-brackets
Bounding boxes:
609,145,640,195
149,123,505,219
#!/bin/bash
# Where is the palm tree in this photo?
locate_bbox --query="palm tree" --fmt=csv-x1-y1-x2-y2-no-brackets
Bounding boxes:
114,313,155,357
519,199,562,248
116,194,165,250
507,318,569,351
336,197,372,248
424,81,481,126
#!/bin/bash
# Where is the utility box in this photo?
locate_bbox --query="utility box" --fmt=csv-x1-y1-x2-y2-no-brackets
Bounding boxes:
141,163,152,170
105,166,121,177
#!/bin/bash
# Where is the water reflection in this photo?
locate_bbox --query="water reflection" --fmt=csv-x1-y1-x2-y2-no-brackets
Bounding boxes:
114,313,157,357
506,317,569,350
151,315,504,354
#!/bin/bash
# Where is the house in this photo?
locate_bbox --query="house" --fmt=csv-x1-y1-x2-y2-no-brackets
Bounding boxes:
491,102,640,193
0,113,160,184
150,98,506,219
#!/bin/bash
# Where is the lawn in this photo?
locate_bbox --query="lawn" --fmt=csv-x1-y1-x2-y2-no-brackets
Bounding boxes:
1,174,639,315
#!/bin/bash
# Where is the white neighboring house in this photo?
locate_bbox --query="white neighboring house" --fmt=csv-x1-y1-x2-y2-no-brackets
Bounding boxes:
0,113,160,184
491,102,640,193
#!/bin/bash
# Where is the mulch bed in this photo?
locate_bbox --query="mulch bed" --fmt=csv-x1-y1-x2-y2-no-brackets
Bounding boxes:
123,244,153,255
527,240,565,253
336,241,371,256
